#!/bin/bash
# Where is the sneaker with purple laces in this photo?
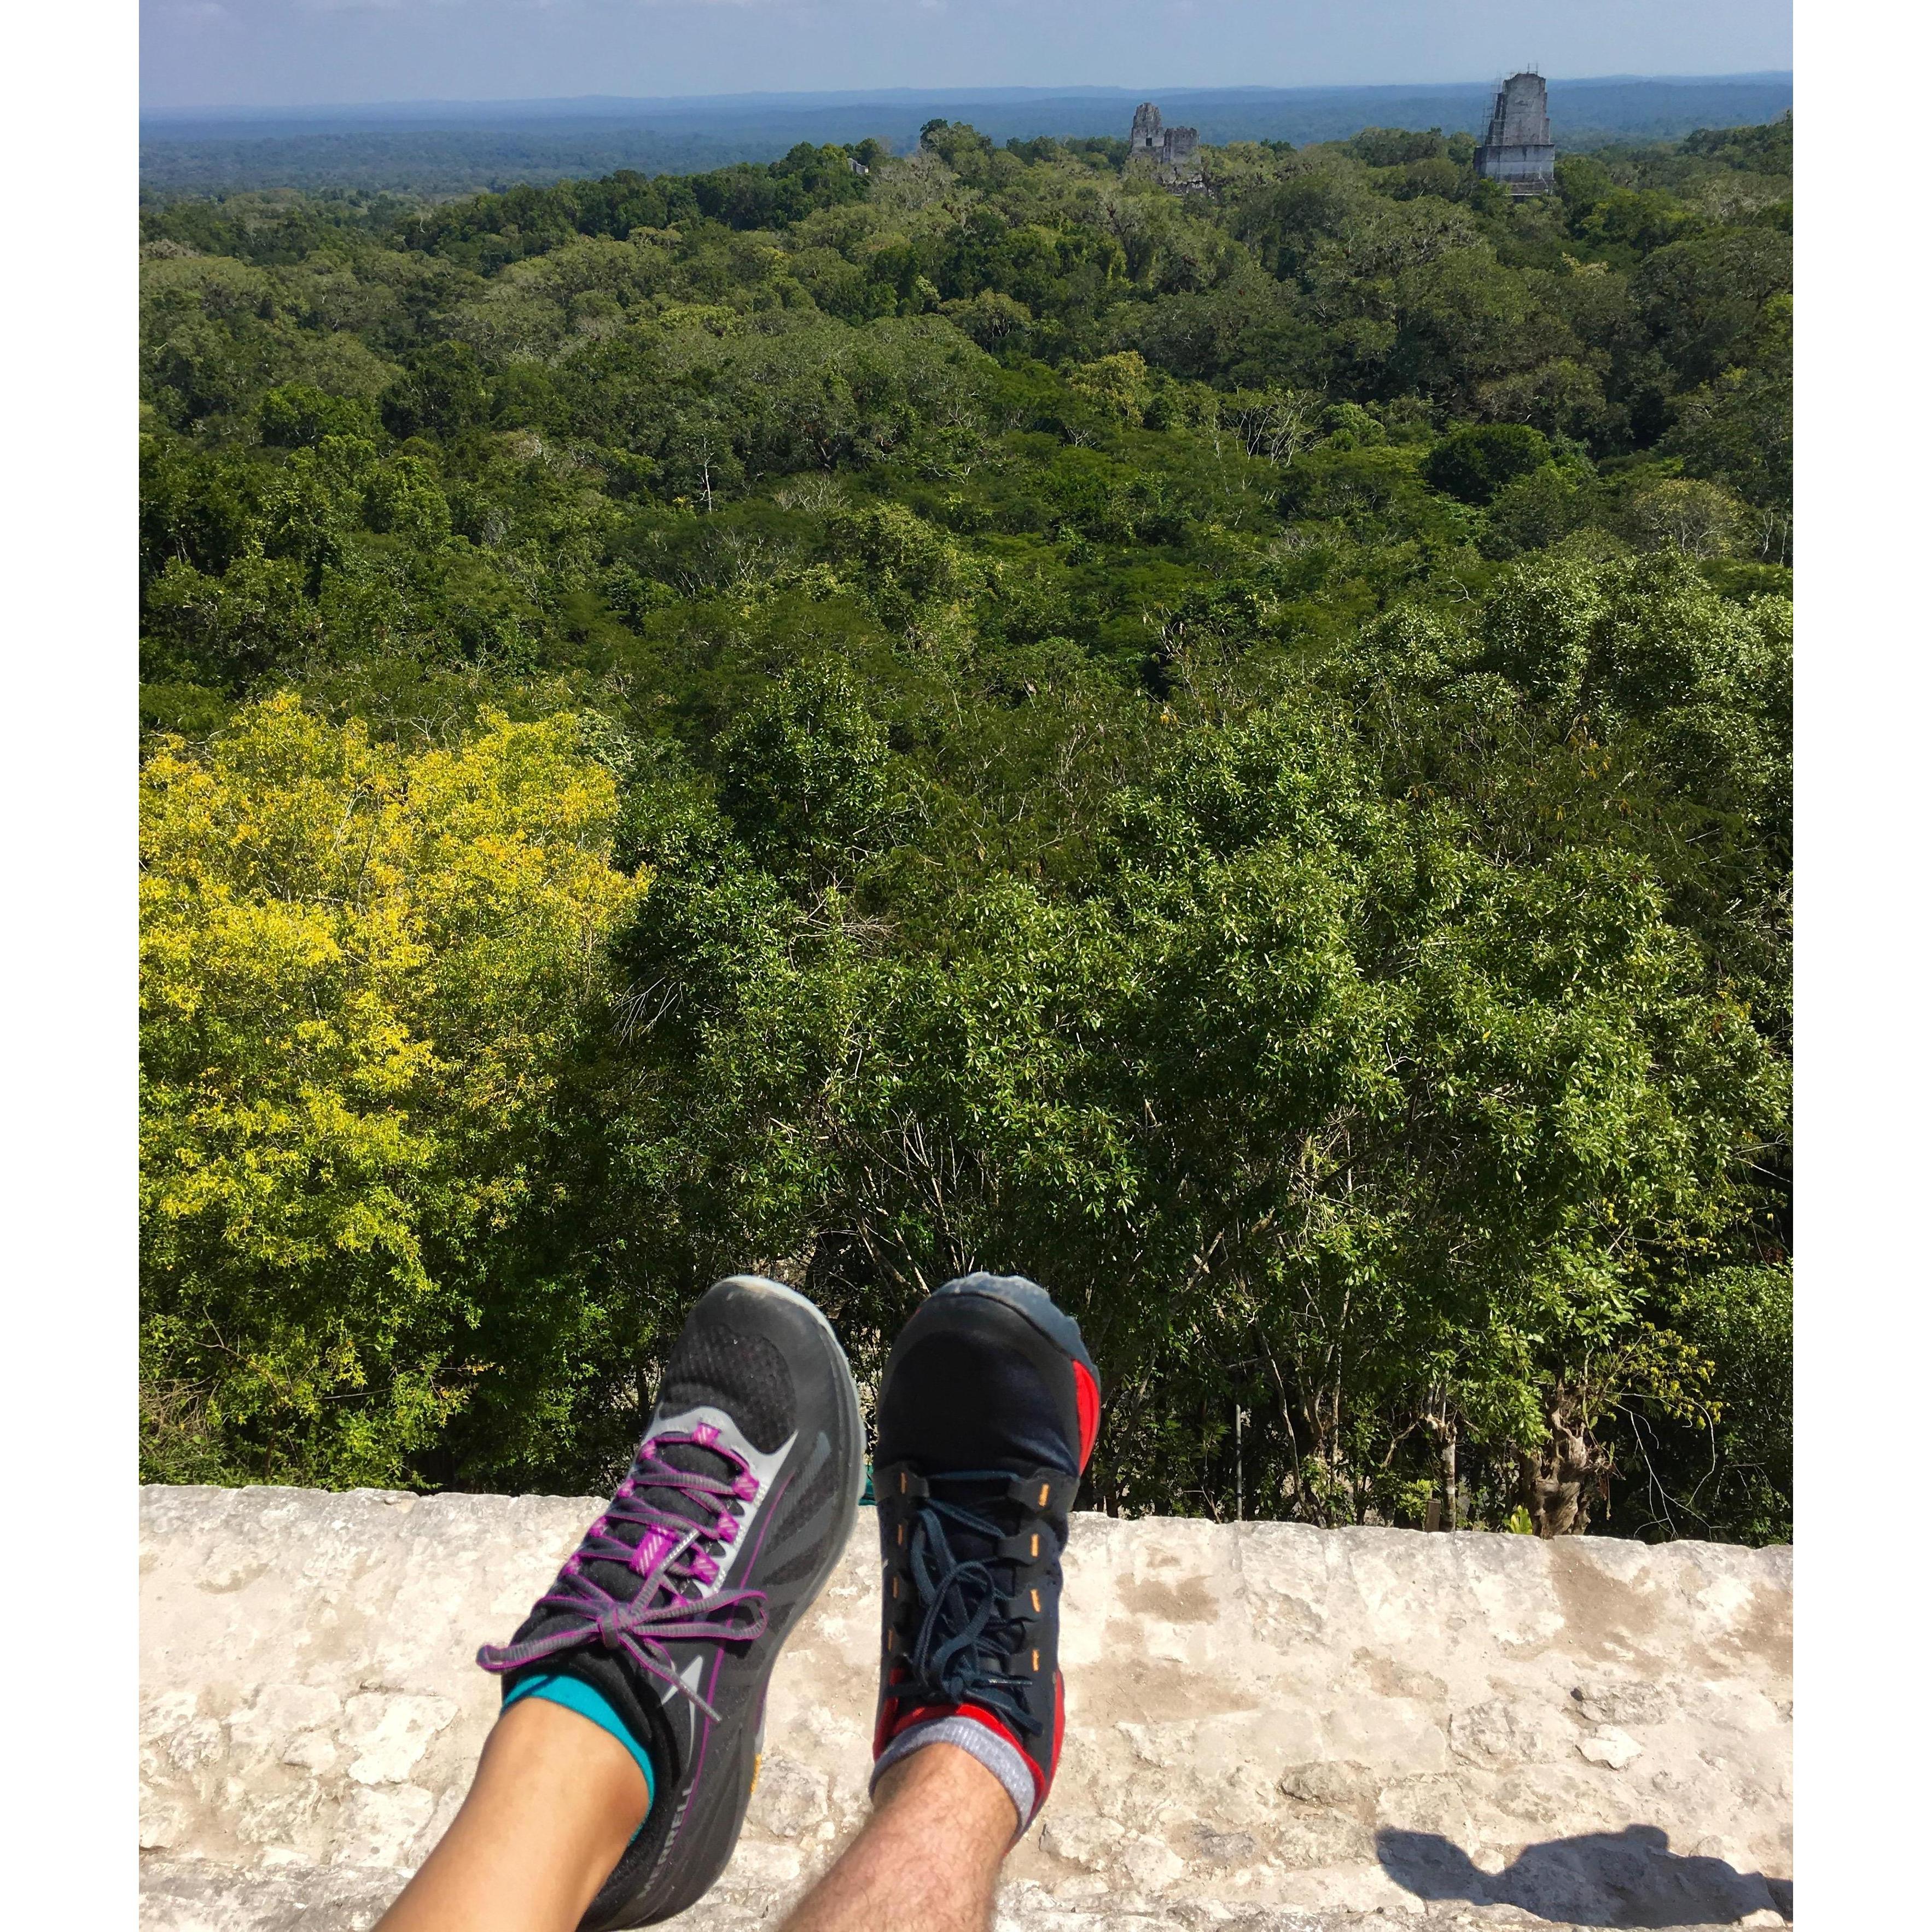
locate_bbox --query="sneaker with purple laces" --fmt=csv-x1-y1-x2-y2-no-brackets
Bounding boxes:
479,1276,863,1929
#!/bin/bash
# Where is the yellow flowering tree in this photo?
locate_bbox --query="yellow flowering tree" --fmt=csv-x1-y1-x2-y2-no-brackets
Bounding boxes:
141,695,646,1487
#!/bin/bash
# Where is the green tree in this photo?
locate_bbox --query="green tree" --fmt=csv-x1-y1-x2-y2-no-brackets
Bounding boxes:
130,118,1797,1537
258,383,379,449
715,667,909,884
141,696,646,1486
1424,423,1553,505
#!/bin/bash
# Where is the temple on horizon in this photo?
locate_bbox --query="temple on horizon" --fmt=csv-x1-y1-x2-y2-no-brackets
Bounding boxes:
1475,72,1557,197
1128,101,1201,177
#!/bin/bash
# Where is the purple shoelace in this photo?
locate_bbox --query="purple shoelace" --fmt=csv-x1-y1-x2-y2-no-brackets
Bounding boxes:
477,1422,771,1721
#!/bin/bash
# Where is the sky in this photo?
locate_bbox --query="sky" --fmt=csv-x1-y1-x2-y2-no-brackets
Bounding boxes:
141,0,1793,112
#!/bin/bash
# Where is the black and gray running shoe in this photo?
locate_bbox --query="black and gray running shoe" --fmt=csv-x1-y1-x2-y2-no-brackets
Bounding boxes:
479,1276,863,1929
869,1272,1101,1837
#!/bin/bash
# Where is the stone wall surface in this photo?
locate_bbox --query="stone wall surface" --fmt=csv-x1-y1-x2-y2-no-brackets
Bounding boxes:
140,1487,1793,1932
1485,74,1552,147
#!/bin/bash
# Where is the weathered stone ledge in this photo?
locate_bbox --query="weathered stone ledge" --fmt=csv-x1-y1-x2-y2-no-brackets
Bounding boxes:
140,1487,1793,1930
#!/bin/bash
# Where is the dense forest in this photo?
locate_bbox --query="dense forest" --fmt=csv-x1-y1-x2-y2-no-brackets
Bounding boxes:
139,115,1793,1544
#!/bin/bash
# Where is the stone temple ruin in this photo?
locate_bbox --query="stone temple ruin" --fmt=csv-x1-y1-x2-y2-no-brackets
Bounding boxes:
1130,101,1203,186
1475,71,1557,197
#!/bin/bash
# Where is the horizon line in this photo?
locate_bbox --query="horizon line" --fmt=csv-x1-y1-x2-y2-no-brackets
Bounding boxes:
141,71,1796,123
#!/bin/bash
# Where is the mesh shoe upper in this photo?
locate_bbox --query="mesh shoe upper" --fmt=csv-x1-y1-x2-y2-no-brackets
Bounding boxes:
479,1277,862,1931
479,1319,798,1716
871,1272,1101,1832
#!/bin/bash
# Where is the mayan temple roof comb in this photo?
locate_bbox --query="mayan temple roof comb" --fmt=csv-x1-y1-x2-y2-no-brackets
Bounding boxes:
1475,71,1556,197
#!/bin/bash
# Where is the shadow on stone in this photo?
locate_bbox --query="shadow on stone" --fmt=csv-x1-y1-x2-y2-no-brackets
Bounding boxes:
1376,1823,1791,1927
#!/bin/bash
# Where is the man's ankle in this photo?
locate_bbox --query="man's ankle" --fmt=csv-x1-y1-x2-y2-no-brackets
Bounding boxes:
872,1734,1022,1840
872,1710,1029,1837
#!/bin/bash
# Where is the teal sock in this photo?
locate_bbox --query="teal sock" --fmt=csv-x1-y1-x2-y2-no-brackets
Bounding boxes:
504,1673,656,1820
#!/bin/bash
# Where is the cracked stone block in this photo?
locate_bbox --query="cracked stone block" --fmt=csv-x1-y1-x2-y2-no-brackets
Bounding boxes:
1377,1771,1476,1842
230,1685,345,1761
1576,1726,1644,1771
139,1795,190,1852
1119,1830,1187,1891
1276,1805,1376,1869
1191,1825,1264,1869
748,1755,829,1841
342,1692,458,1786
237,1781,338,1859
138,1488,1794,1928
331,1784,435,1866
1570,1679,1672,1728
1449,1697,1569,1769
281,1731,339,1774
166,1716,228,1774
1278,1759,1376,1815
1040,1812,1127,1869
142,1691,199,1742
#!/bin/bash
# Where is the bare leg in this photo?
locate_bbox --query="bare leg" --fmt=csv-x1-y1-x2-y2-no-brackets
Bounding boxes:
779,1742,1017,1932
375,1698,650,1932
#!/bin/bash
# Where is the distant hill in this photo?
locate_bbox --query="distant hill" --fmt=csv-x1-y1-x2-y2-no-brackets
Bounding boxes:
141,74,1794,200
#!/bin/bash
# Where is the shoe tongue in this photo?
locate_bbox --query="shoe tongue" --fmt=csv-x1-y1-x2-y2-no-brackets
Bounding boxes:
580,1435,738,1604
929,1474,1015,1572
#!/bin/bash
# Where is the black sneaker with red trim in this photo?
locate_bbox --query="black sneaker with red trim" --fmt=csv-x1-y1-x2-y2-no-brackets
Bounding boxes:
869,1272,1101,1837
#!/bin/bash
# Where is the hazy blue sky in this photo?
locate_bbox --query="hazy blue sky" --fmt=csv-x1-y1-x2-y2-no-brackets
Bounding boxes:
141,0,1793,112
